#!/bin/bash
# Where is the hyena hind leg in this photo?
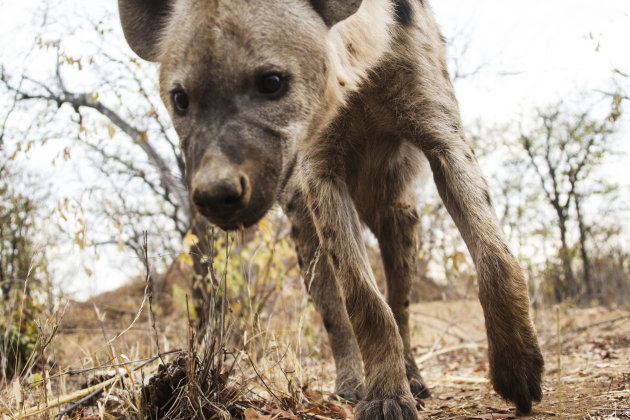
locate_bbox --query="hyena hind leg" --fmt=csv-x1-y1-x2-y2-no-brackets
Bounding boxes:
368,204,431,400
282,186,365,401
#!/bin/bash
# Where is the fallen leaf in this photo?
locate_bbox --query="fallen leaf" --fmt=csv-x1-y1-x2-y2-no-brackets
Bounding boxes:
302,384,324,404
474,361,487,372
244,407,271,420
325,401,353,419
270,408,298,419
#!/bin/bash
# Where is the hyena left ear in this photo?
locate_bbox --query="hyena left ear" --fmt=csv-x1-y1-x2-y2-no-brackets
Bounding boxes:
309,0,363,26
118,0,172,62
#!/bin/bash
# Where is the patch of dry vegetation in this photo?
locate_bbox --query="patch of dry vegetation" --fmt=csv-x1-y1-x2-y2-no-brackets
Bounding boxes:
1,216,629,419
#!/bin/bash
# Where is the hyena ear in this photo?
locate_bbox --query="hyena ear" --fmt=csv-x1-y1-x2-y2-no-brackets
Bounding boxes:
309,0,362,26
118,0,171,62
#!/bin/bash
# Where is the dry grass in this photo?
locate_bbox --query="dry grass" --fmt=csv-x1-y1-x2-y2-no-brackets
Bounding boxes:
1,218,629,419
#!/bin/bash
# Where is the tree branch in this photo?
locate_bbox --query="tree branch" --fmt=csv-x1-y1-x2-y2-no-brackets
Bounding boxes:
1,69,193,226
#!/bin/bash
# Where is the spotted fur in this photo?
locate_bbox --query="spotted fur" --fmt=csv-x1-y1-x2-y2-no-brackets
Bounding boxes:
119,0,544,417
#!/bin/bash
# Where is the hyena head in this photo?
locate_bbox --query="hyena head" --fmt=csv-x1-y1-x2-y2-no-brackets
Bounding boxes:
119,0,361,230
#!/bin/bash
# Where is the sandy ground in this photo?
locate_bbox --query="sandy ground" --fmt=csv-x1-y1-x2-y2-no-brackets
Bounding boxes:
409,300,630,419
2,288,628,419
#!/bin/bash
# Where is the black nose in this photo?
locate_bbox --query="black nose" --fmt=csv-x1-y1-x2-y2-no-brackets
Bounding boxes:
192,175,249,216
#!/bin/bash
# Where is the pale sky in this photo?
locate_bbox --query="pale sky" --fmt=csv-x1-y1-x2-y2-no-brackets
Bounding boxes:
1,0,629,297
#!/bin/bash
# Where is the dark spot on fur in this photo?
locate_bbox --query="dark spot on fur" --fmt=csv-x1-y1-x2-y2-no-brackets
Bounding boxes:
291,226,299,239
404,300,410,308
330,252,339,268
503,243,512,255
411,209,419,220
442,68,450,81
323,317,332,331
298,255,304,269
347,42,355,54
394,0,413,26
323,226,336,240
286,190,302,213
451,122,460,132
339,80,346,87
402,235,413,248
485,190,492,206
466,152,474,162
438,104,452,117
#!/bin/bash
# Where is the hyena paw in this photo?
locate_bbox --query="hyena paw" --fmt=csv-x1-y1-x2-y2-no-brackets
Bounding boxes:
408,375,431,400
406,360,431,399
355,396,419,420
490,337,544,414
331,378,365,402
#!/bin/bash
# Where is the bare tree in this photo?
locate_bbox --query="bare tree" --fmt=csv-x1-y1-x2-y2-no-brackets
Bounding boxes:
519,103,619,300
0,15,215,324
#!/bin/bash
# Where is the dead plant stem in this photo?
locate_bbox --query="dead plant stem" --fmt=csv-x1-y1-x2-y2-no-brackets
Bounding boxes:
556,305,564,419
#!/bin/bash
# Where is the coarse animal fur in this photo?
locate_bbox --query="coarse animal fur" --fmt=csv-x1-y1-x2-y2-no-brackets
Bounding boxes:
118,0,544,418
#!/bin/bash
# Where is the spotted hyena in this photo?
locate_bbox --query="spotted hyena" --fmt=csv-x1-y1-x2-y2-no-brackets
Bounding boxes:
118,0,544,418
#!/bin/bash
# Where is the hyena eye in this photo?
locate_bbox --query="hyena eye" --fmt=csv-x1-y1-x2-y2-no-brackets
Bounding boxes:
171,89,189,115
256,73,286,97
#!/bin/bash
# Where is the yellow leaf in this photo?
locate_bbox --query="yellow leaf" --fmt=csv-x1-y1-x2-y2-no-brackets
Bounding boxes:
257,217,269,233
74,230,85,250
178,252,193,267
107,124,116,138
184,232,199,247
135,131,148,142
452,251,467,271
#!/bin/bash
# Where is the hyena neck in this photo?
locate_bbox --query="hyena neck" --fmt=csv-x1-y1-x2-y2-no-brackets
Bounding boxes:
310,0,396,143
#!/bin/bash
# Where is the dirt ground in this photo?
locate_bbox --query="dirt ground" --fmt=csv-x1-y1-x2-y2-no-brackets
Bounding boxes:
408,300,630,419
2,287,628,419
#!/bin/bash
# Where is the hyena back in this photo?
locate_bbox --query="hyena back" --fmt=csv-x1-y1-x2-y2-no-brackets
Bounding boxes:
118,0,544,418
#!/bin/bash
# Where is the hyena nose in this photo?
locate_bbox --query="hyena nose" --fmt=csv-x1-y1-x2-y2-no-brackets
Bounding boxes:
192,174,250,216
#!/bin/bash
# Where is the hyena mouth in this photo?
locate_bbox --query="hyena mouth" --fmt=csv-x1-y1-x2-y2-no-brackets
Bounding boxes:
196,202,271,232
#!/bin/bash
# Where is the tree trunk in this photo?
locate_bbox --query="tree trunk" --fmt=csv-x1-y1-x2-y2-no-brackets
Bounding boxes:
557,212,575,300
574,195,592,299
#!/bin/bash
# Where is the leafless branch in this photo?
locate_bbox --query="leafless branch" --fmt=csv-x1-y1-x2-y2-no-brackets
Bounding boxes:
0,63,192,224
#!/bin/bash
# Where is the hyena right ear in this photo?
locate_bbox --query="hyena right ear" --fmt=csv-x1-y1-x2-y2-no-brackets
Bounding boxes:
118,0,171,62
309,0,363,26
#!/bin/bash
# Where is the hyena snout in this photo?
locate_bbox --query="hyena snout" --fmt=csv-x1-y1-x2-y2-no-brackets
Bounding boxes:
191,168,251,224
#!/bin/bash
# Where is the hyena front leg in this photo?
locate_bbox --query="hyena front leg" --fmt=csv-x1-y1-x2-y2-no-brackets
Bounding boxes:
281,184,365,401
300,148,418,420
367,204,430,399
409,101,543,413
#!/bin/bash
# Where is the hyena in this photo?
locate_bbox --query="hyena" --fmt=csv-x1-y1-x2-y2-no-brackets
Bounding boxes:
118,0,544,418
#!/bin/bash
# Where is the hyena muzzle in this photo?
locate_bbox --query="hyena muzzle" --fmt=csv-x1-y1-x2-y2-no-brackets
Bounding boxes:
118,0,544,418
